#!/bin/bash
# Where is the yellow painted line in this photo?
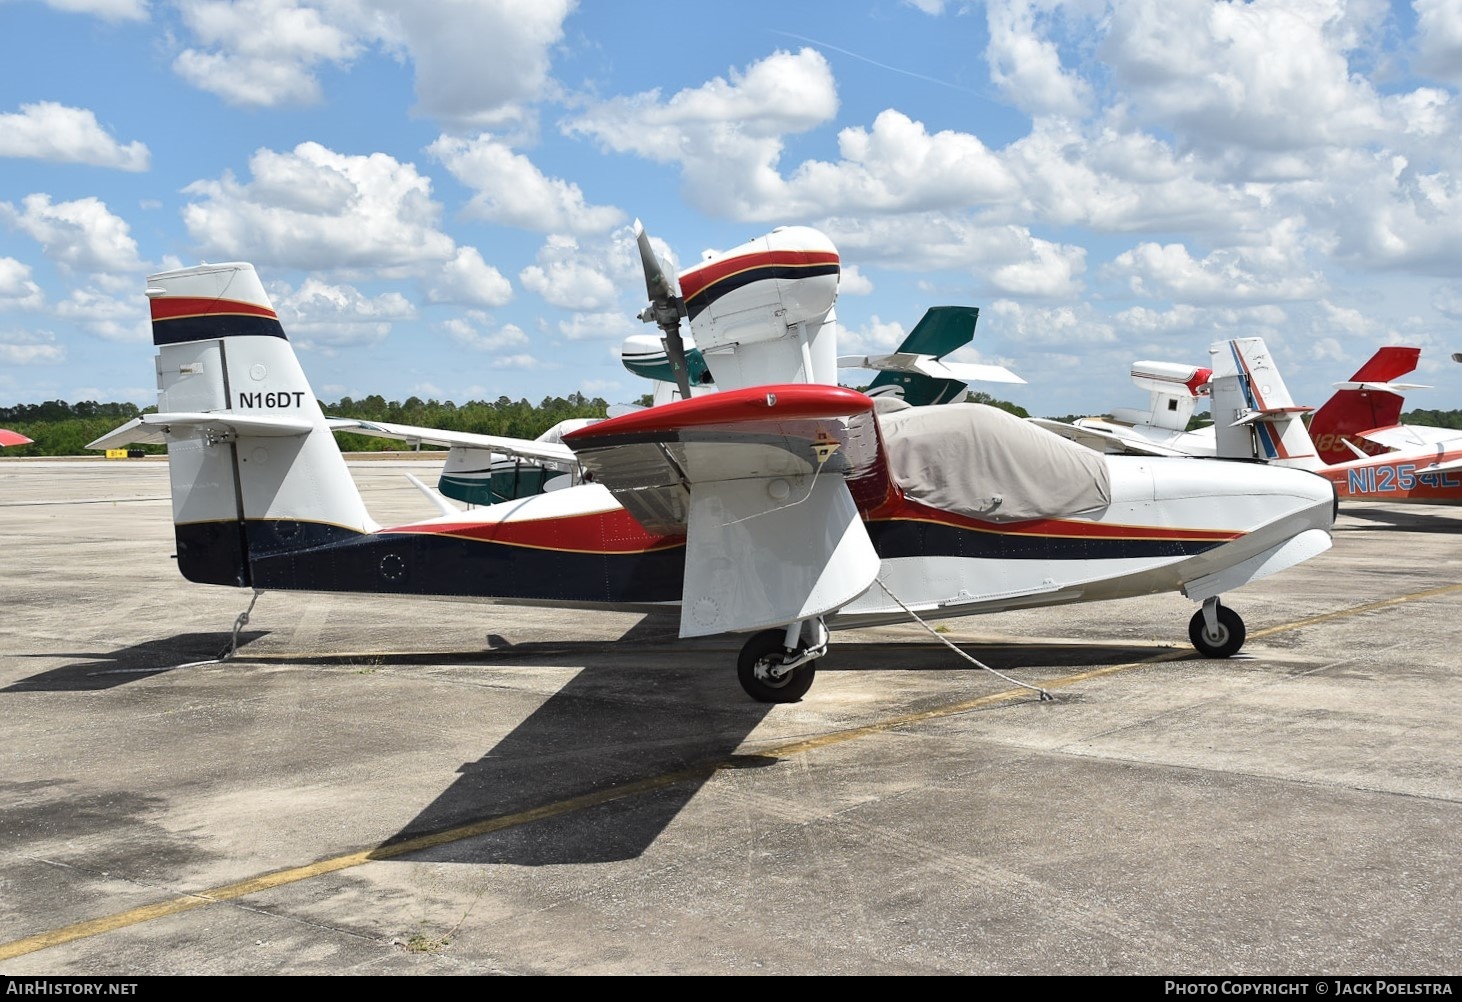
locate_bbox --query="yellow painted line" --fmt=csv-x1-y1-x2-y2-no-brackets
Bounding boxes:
1246,582,1462,639
5,582,1457,962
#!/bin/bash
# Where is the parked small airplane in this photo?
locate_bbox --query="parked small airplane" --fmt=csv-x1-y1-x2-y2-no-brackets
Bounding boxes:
89,224,1337,702
1029,361,1217,457
0,429,32,447
387,300,1023,506
1209,338,1462,506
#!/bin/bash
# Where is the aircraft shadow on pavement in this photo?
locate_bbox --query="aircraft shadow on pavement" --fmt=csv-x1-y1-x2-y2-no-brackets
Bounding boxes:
369,631,1175,868
4,631,268,691
373,640,777,867
1337,507,1462,533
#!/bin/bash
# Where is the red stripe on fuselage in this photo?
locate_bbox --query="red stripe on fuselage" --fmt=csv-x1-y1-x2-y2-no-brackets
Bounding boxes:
151,297,278,321
381,505,685,554
678,249,841,303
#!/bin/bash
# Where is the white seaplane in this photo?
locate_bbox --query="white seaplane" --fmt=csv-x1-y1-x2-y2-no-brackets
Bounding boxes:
89,223,1337,702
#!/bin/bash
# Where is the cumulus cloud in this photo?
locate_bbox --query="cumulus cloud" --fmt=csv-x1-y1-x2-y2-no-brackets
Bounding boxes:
168,0,574,124
775,110,1018,218
988,299,1118,348
837,315,909,357
564,48,840,219
0,103,149,171
558,310,637,342
1414,0,1462,87
271,277,415,352
423,247,513,307
383,0,574,127
838,264,873,295
0,258,45,311
54,288,151,342
0,194,145,281
172,0,367,107
0,330,65,364
821,214,1086,296
428,133,624,234
182,142,457,272
984,0,1093,118
439,315,530,352
518,234,621,311
36,0,146,20
1107,220,1327,304
1099,0,1389,152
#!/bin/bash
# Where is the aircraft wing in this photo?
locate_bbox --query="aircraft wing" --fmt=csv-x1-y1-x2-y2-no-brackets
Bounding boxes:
0,428,33,447
325,417,577,466
1026,417,1194,457
562,384,884,639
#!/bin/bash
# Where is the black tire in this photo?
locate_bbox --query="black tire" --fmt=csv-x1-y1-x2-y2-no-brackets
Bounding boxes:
737,628,817,703
1188,604,1246,658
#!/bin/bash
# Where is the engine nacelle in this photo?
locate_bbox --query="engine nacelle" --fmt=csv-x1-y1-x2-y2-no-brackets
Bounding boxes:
1118,361,1213,431
676,226,841,391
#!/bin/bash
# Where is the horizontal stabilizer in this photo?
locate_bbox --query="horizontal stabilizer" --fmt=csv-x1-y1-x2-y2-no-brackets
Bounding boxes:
87,412,314,450
839,352,1025,385
1330,380,1430,393
1228,405,1313,426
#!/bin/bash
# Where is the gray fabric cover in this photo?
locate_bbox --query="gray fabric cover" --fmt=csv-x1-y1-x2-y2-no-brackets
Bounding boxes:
875,399,1112,521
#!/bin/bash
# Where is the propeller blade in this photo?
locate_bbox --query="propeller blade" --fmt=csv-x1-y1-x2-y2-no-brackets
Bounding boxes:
632,220,692,401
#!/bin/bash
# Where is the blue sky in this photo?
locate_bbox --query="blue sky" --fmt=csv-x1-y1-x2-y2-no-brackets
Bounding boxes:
2,0,1461,419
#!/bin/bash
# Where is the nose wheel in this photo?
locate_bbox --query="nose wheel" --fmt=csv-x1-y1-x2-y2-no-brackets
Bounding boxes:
1189,599,1246,658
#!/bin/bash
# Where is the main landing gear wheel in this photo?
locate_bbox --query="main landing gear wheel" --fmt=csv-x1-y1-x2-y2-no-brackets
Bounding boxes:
1189,603,1246,658
737,628,817,704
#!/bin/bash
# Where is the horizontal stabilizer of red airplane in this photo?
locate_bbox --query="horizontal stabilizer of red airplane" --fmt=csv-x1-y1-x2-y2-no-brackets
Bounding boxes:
0,428,33,447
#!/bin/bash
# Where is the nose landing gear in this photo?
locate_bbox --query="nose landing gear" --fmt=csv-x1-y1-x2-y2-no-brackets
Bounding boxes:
1189,596,1246,658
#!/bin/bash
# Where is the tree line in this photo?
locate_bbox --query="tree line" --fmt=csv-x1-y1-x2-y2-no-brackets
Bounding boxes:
6,394,1459,457
0,394,612,456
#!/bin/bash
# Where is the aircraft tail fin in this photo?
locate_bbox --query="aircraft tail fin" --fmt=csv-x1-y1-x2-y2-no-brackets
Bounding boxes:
850,306,1025,406
1308,346,1423,464
87,262,376,587
1208,338,1319,466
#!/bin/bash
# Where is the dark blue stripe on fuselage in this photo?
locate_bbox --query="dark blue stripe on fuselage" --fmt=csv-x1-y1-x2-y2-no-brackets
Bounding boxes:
172,516,1233,603
685,263,840,322
153,314,287,346
865,518,1230,561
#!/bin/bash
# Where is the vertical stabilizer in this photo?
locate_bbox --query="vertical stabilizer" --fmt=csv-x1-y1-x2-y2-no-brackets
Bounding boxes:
137,263,377,585
1208,338,1318,466
1308,346,1423,463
